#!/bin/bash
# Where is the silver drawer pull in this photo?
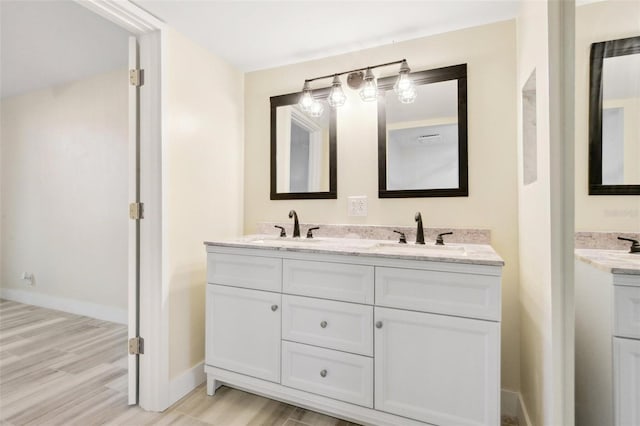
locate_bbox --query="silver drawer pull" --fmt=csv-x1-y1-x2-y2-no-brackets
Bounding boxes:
271,305,278,312
375,321,383,329
320,369,327,378
320,321,328,328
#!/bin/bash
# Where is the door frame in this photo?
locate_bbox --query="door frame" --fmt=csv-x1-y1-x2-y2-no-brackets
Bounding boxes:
75,0,170,412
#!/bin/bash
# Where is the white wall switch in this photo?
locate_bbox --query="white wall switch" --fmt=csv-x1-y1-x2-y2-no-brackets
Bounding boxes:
348,196,368,217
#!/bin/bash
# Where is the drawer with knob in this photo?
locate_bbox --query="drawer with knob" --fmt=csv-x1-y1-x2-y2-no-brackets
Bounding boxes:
281,341,373,408
282,295,373,356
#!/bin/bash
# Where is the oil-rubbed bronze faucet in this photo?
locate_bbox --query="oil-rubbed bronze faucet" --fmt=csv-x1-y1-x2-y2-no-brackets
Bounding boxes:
618,236,640,254
415,212,425,245
289,210,301,238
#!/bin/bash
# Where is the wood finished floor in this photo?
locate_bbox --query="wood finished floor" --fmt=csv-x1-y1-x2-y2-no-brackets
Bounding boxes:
0,299,358,426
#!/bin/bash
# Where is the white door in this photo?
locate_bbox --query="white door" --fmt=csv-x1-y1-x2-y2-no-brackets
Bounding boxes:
127,35,141,406
374,307,500,426
614,337,640,426
206,285,281,383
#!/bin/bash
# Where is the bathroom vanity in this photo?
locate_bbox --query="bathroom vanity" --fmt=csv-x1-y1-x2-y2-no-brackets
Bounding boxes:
575,249,640,426
204,235,504,426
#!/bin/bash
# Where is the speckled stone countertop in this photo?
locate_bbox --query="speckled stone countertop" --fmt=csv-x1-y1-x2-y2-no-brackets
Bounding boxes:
204,234,504,267
574,249,640,275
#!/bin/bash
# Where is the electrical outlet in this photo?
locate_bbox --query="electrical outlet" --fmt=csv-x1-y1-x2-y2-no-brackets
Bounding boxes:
348,196,368,217
21,272,34,286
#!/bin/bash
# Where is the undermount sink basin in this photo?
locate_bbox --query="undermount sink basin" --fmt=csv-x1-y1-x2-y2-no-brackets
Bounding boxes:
374,242,467,255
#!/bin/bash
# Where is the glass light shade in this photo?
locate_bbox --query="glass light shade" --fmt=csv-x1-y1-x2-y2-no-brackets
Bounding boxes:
299,82,314,112
359,69,377,101
397,86,417,104
394,73,415,94
327,75,346,108
307,100,324,117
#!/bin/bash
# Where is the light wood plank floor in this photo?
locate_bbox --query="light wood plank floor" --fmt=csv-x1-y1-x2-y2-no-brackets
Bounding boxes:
0,299,358,426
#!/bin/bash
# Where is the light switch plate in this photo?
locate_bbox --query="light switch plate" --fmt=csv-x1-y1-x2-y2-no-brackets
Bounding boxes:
348,196,368,217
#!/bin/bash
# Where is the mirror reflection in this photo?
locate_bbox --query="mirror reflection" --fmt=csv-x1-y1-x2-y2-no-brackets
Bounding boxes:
601,53,640,185
386,80,459,190
275,102,330,193
270,91,336,200
378,64,468,198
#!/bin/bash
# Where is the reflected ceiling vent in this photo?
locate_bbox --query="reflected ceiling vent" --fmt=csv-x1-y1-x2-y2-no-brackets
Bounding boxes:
416,134,443,144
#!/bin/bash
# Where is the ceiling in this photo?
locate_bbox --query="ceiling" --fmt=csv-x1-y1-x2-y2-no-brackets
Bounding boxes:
134,1,520,72
0,1,129,99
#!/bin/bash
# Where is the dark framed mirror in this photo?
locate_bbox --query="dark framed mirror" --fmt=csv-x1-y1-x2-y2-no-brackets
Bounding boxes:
377,64,468,198
270,88,337,200
589,36,640,195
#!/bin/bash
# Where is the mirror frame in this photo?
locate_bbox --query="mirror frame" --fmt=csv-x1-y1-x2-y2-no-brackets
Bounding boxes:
588,36,640,195
377,64,468,198
270,88,337,200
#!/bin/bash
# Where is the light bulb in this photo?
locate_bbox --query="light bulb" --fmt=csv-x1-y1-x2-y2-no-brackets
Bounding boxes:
299,81,314,112
359,68,378,102
394,60,417,104
397,86,417,104
307,100,324,117
327,75,346,108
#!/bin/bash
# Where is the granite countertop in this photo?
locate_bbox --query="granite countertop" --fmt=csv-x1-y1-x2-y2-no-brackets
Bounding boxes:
575,249,640,275
204,234,505,267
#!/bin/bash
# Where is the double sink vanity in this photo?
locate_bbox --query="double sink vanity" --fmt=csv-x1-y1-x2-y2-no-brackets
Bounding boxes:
204,220,504,426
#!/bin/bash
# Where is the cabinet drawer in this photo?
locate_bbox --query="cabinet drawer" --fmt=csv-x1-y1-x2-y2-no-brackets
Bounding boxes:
282,295,373,356
281,341,373,408
614,286,640,339
375,267,501,321
283,260,374,304
207,252,282,292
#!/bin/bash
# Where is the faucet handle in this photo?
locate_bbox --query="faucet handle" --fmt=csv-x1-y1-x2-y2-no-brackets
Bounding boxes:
618,236,640,254
306,227,320,239
436,232,453,246
274,226,286,238
393,230,407,244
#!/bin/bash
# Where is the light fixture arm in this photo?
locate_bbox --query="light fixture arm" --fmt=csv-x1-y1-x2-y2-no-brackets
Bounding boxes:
304,59,407,84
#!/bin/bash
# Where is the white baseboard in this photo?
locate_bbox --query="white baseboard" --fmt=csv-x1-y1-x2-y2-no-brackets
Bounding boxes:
0,288,127,324
169,361,206,406
501,389,533,426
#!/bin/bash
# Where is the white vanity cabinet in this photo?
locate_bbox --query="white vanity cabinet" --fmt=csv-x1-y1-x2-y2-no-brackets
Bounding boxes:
575,254,640,426
205,244,503,426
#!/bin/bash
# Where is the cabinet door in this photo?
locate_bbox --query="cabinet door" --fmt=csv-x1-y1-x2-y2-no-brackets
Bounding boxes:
614,337,640,426
374,307,499,426
206,284,281,383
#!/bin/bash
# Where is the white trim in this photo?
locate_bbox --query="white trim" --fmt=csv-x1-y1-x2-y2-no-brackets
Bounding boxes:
73,0,165,34
76,0,169,412
169,362,206,406
0,288,127,324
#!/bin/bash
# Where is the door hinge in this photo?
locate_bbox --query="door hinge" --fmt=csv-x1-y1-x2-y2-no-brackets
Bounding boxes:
129,202,144,220
129,69,144,87
129,337,144,355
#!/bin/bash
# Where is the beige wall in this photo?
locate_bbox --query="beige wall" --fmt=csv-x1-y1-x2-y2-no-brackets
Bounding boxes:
575,1,640,232
165,29,244,379
0,69,128,318
516,3,552,425
244,21,521,392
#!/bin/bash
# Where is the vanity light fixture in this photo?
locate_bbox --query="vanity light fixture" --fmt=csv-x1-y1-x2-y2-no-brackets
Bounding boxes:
298,59,415,116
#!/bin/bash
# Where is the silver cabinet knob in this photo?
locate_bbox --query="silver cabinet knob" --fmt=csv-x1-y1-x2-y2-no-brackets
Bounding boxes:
320,369,327,378
375,321,383,329
320,321,327,328
271,305,278,312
